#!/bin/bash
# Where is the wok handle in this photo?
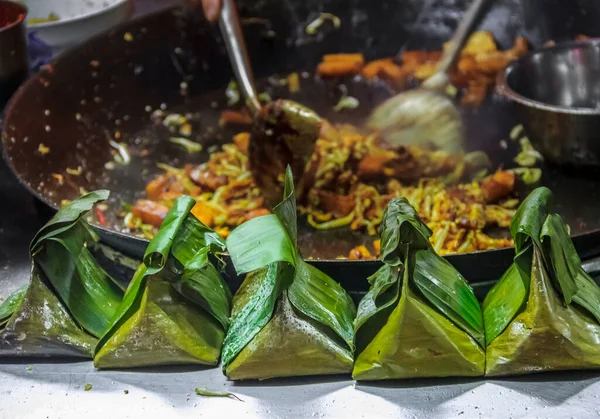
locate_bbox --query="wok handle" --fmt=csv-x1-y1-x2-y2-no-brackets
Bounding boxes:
218,0,261,116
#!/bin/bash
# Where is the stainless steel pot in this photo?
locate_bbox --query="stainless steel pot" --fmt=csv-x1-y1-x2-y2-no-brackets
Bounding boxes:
497,40,600,168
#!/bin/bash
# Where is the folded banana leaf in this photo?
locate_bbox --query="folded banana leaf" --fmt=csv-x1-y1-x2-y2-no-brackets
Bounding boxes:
94,195,231,369
0,191,123,358
222,167,356,380
0,286,27,330
484,187,600,376
353,198,485,380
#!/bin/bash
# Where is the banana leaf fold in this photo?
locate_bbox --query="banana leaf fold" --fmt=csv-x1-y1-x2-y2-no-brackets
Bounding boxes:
484,187,600,376
222,167,356,380
94,195,231,369
353,198,485,380
0,191,124,358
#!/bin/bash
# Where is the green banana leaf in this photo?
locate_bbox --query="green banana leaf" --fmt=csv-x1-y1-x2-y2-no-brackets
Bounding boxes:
0,191,121,358
223,166,356,380
486,247,600,376
0,265,98,357
482,188,550,345
94,195,231,369
484,186,600,376
541,214,600,322
0,286,27,330
482,252,531,345
510,187,551,253
353,197,485,380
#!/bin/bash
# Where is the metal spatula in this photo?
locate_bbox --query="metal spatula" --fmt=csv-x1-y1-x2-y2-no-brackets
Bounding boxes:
367,0,490,154
218,0,322,207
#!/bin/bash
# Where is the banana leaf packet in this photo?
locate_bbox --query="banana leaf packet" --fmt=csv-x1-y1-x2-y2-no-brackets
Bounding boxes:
353,198,485,380
222,167,356,380
94,195,231,369
0,191,124,358
484,187,600,376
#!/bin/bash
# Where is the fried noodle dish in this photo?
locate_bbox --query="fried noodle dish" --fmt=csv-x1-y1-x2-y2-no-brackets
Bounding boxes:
129,118,518,258
126,32,532,259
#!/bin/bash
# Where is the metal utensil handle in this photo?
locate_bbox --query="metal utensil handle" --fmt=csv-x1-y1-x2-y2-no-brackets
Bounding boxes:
583,254,600,279
218,0,261,116
396,0,434,58
436,0,490,75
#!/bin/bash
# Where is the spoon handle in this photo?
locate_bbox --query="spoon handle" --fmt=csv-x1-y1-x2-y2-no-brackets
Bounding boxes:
433,0,491,79
219,0,261,116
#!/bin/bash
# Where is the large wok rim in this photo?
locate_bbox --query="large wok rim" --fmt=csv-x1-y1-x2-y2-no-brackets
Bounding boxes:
3,6,600,263
1,4,182,255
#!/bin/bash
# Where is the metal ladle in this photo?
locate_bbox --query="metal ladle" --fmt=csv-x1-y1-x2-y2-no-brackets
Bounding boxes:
367,0,491,154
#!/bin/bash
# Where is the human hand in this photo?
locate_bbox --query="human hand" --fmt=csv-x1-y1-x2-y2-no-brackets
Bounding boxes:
187,0,223,22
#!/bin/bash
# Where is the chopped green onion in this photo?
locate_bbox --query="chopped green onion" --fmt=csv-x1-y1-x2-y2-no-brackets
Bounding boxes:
181,178,198,194
501,199,520,209
308,211,355,229
156,162,184,174
514,152,538,167
169,137,203,153
445,84,458,97
195,388,243,401
38,143,50,155
179,123,192,137
258,92,272,103
162,113,186,127
109,140,131,165
510,167,542,185
84,383,93,391
66,166,83,176
333,95,359,112
226,80,240,106
521,168,542,184
509,124,524,140
288,73,300,93
514,137,543,167
124,212,137,229
140,226,154,239
305,13,341,35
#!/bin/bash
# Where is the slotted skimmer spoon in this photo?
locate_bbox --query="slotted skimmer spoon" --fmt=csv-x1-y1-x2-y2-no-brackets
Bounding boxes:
367,0,491,154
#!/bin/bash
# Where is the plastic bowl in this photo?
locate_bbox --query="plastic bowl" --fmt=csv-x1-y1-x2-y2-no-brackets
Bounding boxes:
23,0,133,55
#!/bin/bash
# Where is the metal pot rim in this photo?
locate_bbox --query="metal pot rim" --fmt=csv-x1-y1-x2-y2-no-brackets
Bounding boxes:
497,40,600,116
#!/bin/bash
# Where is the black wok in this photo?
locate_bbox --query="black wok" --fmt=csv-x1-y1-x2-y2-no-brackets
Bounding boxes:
3,0,600,283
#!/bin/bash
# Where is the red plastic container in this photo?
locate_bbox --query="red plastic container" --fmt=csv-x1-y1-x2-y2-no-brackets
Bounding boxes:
0,0,28,106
